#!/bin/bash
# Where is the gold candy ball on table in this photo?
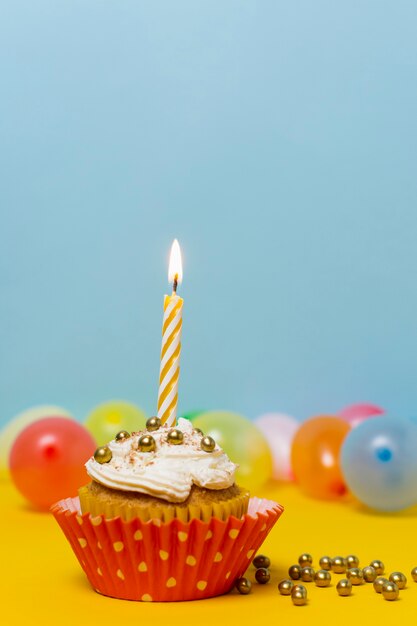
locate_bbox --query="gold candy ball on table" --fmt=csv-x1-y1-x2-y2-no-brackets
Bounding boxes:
362,566,377,583
301,566,315,582
319,556,332,571
332,556,347,573
346,568,363,585
146,416,161,431
382,581,399,601
167,429,184,445
193,427,204,436
255,568,270,584
137,434,156,452
346,555,359,568
336,579,352,596
200,435,216,452
298,553,313,566
291,584,307,606
93,446,112,464
389,572,407,589
411,566,417,582
115,430,130,441
373,577,389,593
235,577,251,595
278,580,293,595
315,570,331,587
370,560,384,575
253,554,271,569
289,565,302,580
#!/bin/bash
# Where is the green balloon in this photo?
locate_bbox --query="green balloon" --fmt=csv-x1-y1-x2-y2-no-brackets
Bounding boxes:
85,401,146,446
192,411,273,492
181,410,205,422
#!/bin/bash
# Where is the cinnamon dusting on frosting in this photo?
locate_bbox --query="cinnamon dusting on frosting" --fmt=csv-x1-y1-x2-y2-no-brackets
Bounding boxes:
85,418,237,503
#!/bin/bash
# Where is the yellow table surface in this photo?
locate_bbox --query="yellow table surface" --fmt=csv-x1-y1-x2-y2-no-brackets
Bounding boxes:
2,479,416,626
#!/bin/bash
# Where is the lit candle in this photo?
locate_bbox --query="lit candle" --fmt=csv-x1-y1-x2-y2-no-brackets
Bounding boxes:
157,239,183,427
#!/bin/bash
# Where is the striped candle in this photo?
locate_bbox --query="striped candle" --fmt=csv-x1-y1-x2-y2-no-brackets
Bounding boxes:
157,240,183,426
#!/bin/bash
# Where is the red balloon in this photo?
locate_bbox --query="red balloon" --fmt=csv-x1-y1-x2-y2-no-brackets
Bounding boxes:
10,417,96,509
291,416,350,499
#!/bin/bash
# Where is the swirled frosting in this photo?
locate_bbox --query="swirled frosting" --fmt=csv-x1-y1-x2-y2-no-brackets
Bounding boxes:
86,418,237,503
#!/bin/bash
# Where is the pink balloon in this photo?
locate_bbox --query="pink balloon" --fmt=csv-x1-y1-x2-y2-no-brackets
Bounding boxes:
254,413,299,481
338,403,384,427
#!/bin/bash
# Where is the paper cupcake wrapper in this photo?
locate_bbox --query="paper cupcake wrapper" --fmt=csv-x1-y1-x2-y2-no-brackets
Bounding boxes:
78,484,250,523
52,496,283,602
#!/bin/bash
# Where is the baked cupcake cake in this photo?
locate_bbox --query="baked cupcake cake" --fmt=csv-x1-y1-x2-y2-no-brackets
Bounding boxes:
79,418,249,523
53,416,283,602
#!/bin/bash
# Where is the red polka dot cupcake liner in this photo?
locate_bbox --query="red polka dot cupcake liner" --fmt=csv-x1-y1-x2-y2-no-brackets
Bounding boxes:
52,496,283,602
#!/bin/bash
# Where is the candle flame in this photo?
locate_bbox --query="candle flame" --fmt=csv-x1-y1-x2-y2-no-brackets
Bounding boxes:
168,239,183,285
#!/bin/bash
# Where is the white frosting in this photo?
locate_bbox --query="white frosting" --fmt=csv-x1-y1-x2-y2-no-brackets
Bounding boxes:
86,418,237,503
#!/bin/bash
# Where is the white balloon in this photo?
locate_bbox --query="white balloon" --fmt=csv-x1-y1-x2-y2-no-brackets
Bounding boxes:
0,405,73,478
254,413,299,481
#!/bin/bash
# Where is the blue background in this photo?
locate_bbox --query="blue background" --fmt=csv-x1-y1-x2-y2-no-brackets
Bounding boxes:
1,1,417,428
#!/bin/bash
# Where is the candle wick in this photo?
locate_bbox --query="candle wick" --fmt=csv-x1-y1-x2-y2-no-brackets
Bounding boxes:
172,274,178,294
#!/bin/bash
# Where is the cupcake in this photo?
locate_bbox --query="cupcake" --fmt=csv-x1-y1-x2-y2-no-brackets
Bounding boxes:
52,417,283,602
79,418,249,522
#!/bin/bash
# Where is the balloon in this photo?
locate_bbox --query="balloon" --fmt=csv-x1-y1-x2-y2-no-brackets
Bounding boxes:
192,411,273,491
85,401,146,446
341,416,417,511
254,413,299,481
0,405,73,479
181,410,205,422
338,403,384,427
10,417,96,509
291,416,350,499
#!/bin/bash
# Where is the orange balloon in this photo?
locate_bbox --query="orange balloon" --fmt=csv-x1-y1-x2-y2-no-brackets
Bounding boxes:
291,416,350,499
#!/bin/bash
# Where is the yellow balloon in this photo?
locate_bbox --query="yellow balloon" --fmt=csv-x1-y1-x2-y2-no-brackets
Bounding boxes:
192,411,273,492
84,401,146,446
0,405,73,480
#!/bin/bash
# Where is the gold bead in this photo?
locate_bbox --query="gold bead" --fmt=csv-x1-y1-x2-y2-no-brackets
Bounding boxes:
346,568,363,585
94,446,112,464
278,579,293,595
193,428,204,436
332,556,347,573
336,579,352,596
167,429,184,445
373,576,389,593
346,555,359,568
362,566,377,583
137,434,156,452
289,565,302,580
255,568,270,584
200,435,216,452
411,566,417,582
382,581,399,601
389,572,407,589
315,570,331,587
298,553,313,566
301,566,315,582
370,560,384,575
291,584,307,606
146,417,161,431
253,554,271,569
115,430,130,441
235,577,251,595
319,556,332,571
